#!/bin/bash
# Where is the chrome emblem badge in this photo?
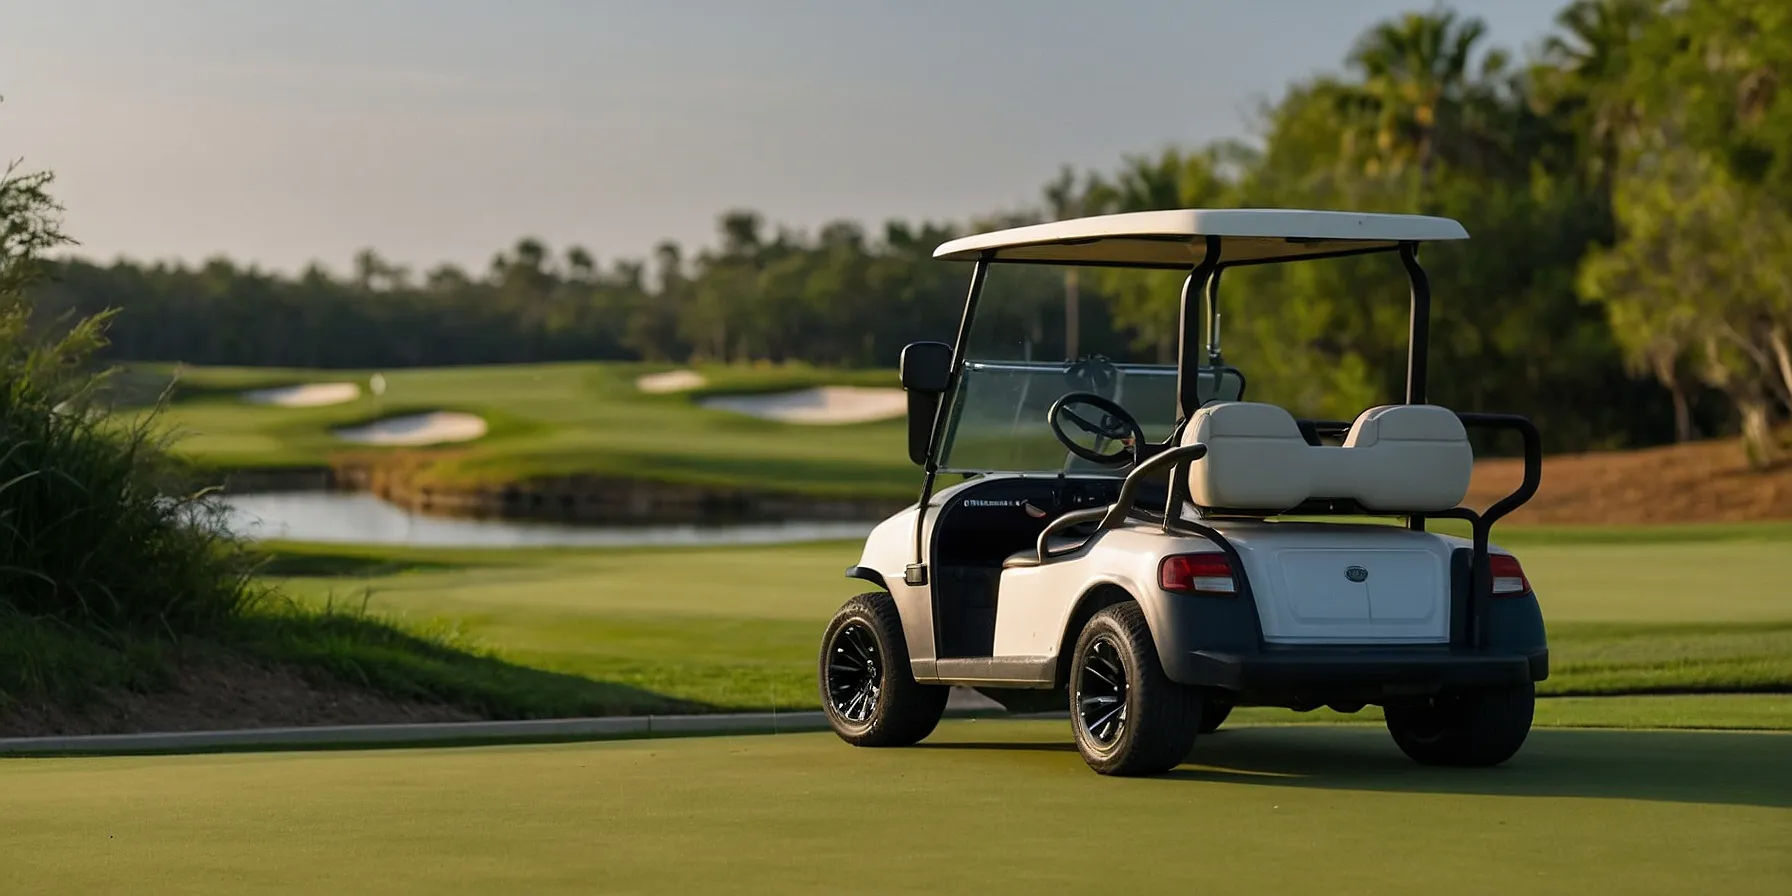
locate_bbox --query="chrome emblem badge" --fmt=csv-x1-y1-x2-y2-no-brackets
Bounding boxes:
1344,565,1369,583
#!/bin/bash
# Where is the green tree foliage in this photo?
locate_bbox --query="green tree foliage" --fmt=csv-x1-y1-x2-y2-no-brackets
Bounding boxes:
20,1,1789,459
1577,0,1792,465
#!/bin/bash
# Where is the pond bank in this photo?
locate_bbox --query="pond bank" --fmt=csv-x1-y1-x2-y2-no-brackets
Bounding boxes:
219,491,880,548
212,462,909,525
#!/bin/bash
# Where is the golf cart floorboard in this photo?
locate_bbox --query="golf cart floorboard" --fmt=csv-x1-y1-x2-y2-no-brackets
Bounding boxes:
927,656,1056,688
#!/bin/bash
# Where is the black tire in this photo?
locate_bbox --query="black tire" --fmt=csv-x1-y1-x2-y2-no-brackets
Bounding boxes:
1198,695,1234,733
819,592,950,747
1384,682,1536,767
1069,602,1204,776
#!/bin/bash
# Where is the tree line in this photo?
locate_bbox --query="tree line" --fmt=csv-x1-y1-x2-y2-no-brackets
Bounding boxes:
24,0,1792,463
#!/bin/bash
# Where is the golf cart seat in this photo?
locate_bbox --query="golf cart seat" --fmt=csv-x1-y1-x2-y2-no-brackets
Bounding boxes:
1186,401,1472,515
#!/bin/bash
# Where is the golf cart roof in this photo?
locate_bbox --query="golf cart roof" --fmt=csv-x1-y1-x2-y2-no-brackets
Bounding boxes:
932,209,1469,268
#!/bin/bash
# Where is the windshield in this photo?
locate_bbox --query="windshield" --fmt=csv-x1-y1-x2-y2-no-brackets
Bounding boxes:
935,360,1181,475
933,264,1238,475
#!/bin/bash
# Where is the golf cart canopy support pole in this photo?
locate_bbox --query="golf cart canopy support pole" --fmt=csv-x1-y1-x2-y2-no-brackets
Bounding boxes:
907,254,992,585
1205,266,1225,367
1402,241,1429,405
1400,240,1431,532
1176,236,1223,421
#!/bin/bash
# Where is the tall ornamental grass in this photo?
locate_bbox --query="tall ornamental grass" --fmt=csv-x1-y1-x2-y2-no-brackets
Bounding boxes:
1,159,259,635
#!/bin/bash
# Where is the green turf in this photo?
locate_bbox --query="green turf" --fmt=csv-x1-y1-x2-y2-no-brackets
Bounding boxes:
127,361,915,497
2,721,1786,895
0,602,701,722
259,521,1792,712
1231,693,1792,730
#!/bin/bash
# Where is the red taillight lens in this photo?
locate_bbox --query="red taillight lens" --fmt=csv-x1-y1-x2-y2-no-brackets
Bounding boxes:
1489,553,1530,596
1159,553,1236,596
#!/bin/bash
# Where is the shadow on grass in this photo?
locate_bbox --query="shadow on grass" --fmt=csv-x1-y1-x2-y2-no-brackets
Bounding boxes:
230,608,708,720
919,726,1792,809
253,551,465,579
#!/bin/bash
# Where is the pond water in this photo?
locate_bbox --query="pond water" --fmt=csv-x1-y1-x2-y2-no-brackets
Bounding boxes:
219,491,879,548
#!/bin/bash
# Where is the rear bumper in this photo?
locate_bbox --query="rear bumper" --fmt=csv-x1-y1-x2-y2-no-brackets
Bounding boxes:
1168,647,1548,695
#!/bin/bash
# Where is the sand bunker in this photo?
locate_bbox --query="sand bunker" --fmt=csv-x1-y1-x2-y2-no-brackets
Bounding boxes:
242,382,361,407
636,369,707,393
333,412,489,446
699,386,907,425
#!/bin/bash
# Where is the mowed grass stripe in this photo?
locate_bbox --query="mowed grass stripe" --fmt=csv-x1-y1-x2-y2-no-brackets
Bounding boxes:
2,722,1787,895
262,525,1792,711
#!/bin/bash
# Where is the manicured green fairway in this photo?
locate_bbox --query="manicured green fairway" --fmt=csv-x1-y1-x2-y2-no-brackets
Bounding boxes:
127,361,914,497
3,721,1787,895
264,521,1792,712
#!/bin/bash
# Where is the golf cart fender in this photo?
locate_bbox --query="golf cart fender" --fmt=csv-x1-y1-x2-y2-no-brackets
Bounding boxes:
848,504,921,591
1052,575,1261,688
846,503,939,667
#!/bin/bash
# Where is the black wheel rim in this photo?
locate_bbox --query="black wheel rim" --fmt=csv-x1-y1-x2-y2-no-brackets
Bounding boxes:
1077,636,1128,746
826,622,881,724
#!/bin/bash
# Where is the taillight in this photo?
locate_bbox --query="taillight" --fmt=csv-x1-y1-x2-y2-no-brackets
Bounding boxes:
1159,553,1236,596
1489,553,1530,596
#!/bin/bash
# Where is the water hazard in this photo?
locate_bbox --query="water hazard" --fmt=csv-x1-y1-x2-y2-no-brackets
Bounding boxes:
220,491,879,548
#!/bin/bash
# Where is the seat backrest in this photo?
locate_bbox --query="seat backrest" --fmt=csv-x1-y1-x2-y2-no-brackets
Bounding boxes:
1339,405,1473,512
1182,402,1473,515
1181,402,1315,512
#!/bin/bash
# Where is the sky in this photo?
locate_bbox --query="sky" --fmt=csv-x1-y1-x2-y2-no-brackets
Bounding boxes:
2,0,1565,276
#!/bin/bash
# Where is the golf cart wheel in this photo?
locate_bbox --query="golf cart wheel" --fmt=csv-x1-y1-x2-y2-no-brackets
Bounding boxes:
819,592,949,747
1199,695,1234,733
1384,682,1536,767
1069,602,1203,776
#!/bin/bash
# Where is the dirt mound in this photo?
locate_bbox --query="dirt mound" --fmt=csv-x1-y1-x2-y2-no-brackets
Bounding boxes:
1468,435,1792,525
0,657,477,738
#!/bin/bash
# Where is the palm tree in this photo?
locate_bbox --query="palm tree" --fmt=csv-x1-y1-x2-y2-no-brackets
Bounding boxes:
565,246,597,283
1042,165,1107,359
1341,9,1508,184
717,210,765,261
1536,0,1659,186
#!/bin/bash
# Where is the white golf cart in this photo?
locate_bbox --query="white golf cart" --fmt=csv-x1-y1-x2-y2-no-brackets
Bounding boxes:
818,209,1547,776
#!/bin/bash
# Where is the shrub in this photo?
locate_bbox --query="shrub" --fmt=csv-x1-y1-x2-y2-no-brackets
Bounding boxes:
1,160,260,634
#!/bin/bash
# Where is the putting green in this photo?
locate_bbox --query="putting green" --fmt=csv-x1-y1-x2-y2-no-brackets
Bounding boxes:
3,721,1787,895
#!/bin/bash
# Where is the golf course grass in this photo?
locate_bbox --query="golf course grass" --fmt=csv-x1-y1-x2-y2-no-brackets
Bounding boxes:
124,361,915,498
3,720,1786,895
259,520,1792,714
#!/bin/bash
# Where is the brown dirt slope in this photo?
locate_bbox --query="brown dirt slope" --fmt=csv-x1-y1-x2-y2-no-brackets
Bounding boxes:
1469,435,1792,525
0,658,478,739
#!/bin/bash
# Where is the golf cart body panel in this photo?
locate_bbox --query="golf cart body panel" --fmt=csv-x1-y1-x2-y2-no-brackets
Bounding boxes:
823,206,1548,774
932,208,1469,268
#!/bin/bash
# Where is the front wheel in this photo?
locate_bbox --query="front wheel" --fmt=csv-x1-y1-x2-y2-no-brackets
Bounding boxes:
1069,602,1204,776
1384,682,1536,767
819,592,949,747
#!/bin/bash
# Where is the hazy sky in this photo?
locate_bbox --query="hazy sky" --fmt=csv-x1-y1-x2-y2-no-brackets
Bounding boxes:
3,0,1564,275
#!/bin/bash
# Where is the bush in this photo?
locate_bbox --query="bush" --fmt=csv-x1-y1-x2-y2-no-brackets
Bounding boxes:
1,160,260,635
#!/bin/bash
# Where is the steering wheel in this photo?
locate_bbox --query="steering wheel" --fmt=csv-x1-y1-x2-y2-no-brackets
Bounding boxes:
1064,355,1119,394
1048,392,1146,466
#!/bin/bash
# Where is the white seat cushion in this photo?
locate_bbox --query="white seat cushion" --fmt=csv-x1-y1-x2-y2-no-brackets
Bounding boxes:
1182,402,1314,510
1183,402,1473,514
1339,405,1472,512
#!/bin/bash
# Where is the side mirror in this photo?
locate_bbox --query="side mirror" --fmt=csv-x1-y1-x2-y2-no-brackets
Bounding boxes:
900,341,952,466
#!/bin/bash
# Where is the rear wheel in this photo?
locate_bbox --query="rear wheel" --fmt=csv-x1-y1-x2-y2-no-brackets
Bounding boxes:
819,592,949,747
1070,602,1204,776
1385,682,1536,767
